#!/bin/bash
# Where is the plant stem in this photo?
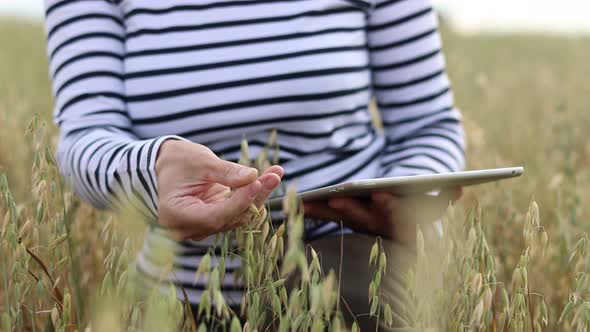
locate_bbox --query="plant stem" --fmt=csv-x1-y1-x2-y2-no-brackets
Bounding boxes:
527,275,535,332
1,179,13,314
337,221,343,314
57,175,83,327
2,249,10,317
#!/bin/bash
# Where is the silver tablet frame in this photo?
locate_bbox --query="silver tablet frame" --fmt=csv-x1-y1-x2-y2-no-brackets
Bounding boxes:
267,166,524,210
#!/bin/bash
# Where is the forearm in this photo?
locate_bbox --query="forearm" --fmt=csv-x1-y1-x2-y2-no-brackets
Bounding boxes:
57,128,182,221
367,0,465,176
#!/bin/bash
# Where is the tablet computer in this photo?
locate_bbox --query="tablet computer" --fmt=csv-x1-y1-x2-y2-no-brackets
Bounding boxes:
267,166,524,210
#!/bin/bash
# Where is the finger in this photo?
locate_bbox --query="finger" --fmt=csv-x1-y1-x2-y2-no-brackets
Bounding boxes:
178,228,213,242
370,191,422,241
210,180,262,222
162,199,214,241
163,181,261,240
263,165,284,178
253,172,282,207
328,198,376,232
206,158,259,188
201,183,231,202
371,191,397,210
303,201,341,221
167,229,188,241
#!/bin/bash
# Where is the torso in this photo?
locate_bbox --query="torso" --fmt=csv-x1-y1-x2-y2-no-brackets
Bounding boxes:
119,0,382,190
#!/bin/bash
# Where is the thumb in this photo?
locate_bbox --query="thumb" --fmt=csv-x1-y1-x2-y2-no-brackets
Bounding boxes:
207,159,258,187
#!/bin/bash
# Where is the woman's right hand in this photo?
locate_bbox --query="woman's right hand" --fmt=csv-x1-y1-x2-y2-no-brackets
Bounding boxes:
155,139,284,241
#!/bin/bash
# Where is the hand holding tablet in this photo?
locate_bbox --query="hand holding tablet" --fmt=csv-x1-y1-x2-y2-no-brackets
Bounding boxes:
268,167,524,243
268,167,524,210
304,188,464,246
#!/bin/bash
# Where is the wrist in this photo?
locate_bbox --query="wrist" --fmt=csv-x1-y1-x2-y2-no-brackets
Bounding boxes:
155,139,181,177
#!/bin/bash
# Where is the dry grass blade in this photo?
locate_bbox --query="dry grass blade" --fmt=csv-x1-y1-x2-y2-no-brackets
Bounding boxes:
181,286,198,332
26,269,64,312
23,242,65,312
24,245,56,286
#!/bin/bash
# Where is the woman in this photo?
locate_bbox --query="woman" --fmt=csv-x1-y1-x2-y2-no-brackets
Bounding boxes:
43,0,465,329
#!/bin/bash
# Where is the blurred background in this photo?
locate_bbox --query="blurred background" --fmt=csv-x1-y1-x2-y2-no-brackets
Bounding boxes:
1,0,590,329
3,0,590,35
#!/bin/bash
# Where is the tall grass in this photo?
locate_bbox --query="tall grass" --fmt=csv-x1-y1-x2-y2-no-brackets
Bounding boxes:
2,20,590,330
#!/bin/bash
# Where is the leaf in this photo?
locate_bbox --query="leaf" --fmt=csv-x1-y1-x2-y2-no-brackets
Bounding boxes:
369,242,378,267
311,318,323,332
292,315,305,331
51,307,59,328
351,321,360,332
559,301,574,323
194,253,211,284
272,293,282,315
384,303,393,326
379,251,387,272
370,295,379,316
25,246,55,285
45,147,57,166
215,290,224,316
219,257,226,281
369,280,376,301
230,316,242,332
198,290,210,318
275,223,285,238
272,278,286,288
375,272,381,288
280,287,288,307
471,300,484,326
530,200,540,227
180,287,198,332
239,137,251,166
541,231,548,254
2,312,12,332
540,300,548,326
331,316,342,332
520,267,528,287
248,203,259,217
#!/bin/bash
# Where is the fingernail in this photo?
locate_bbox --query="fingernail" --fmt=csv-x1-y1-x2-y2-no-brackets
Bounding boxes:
239,167,255,178
275,166,285,178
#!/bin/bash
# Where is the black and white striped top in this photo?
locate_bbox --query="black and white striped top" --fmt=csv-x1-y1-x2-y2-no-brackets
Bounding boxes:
44,0,465,305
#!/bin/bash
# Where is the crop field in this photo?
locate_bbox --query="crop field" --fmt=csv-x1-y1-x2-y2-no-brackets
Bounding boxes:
1,19,590,331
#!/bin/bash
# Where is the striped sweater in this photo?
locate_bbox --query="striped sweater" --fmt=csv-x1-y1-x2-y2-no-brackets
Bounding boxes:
44,0,465,305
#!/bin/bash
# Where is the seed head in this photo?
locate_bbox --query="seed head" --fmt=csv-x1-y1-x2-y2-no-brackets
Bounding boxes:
471,300,484,326
51,307,59,328
483,287,493,310
471,273,483,293
531,200,540,227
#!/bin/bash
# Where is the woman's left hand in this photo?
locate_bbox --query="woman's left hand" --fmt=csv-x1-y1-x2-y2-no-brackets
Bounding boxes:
303,188,462,247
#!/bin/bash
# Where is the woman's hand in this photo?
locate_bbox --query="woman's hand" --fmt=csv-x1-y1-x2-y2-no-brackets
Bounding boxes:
303,188,462,247
155,139,284,241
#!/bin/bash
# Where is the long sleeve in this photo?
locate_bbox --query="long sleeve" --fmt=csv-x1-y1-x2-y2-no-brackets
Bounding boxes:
368,0,465,177
44,0,181,222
